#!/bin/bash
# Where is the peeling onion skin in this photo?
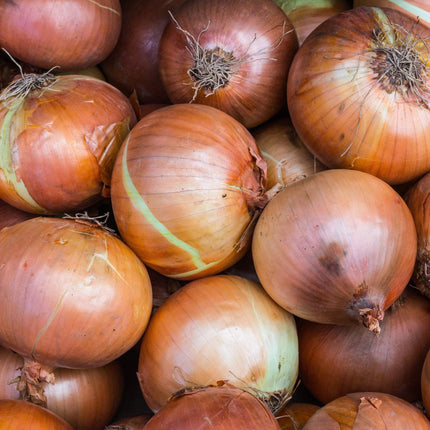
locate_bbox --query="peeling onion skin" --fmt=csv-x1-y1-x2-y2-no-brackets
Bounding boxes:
287,6,430,185
110,103,267,281
302,392,430,429
252,169,417,334
142,384,282,429
0,216,153,370
0,0,122,71
0,74,137,215
137,275,299,413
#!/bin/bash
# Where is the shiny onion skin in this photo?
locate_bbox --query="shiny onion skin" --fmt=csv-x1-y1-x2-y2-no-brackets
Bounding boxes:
297,288,430,404
100,0,186,104
404,172,430,299
0,399,73,429
252,169,417,334
274,0,353,45
0,217,152,371
142,383,282,429
277,402,320,430
158,0,298,128
423,348,430,416
110,103,267,281
301,392,430,429
0,347,124,430
137,275,299,413
252,114,326,190
287,6,430,185
0,0,121,70
0,74,137,215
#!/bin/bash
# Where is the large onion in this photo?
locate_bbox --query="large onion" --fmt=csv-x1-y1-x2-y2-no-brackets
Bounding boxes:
110,103,267,281
0,0,122,70
0,73,136,215
252,168,417,334
287,6,430,185
137,275,299,413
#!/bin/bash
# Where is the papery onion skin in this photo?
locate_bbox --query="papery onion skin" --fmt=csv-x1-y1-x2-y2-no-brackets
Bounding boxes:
0,347,124,430
297,288,430,404
0,74,137,215
110,103,267,281
287,6,430,185
142,384,282,429
158,0,298,128
0,0,121,70
302,392,430,429
0,216,152,369
252,169,417,333
0,399,73,429
422,348,430,416
137,275,299,413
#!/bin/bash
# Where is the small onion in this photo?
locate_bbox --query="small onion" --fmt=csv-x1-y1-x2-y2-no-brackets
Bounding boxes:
0,0,122,70
297,287,430,404
252,169,417,333
287,6,430,184
0,399,73,429
137,275,299,413
142,383,282,429
277,402,320,430
158,0,298,128
110,103,267,281
302,392,430,429
422,348,430,416
0,73,137,215
0,346,124,430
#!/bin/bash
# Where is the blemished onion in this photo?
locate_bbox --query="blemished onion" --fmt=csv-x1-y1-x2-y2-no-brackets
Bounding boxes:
100,0,186,105
0,399,73,429
252,169,417,334
158,0,298,128
0,0,121,71
296,287,430,404
404,171,430,299
277,402,320,430
287,6,430,185
110,103,267,281
137,275,299,413
142,383,282,429
0,346,124,430
274,0,353,45
0,73,137,215
252,114,326,190
0,216,152,402
302,392,430,429
422,348,430,416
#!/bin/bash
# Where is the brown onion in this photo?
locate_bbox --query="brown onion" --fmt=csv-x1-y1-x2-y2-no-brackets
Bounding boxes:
0,0,121,70
158,0,298,128
143,383,282,429
0,198,36,229
277,402,320,430
0,346,124,430
252,169,417,334
137,275,299,413
287,6,430,185
110,103,267,281
297,288,430,404
423,348,430,416
106,414,153,430
302,392,430,429
0,73,136,215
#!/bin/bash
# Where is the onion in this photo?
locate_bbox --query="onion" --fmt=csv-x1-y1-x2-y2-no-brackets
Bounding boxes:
0,346,124,430
106,414,153,430
142,383,282,429
100,0,186,104
0,73,137,215
287,6,430,185
423,348,430,416
297,287,430,404
110,103,267,281
158,0,298,128
277,402,320,430
0,198,36,229
274,0,352,45
137,274,299,413
0,216,152,402
252,169,417,334
252,114,326,190
302,392,430,429
0,0,121,70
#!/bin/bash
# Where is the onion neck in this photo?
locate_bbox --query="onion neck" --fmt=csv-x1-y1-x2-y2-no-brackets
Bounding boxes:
349,295,384,335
